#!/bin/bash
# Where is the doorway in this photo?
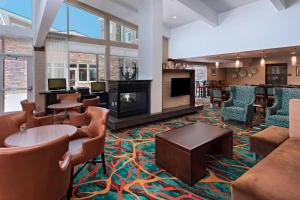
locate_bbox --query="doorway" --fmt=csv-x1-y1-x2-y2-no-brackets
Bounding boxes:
0,55,33,113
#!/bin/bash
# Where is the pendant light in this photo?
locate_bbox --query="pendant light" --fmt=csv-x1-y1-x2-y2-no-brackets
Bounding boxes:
260,57,266,66
260,51,266,67
291,48,297,66
235,58,240,68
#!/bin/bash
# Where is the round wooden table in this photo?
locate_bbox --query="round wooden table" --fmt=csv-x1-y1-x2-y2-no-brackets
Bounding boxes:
48,102,83,123
48,102,83,110
4,125,77,147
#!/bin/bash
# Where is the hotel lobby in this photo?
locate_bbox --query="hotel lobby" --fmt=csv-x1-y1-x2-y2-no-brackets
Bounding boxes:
1,0,300,199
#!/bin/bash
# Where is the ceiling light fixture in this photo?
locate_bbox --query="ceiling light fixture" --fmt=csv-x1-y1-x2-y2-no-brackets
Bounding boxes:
215,56,220,68
291,49,297,66
260,51,266,67
292,55,297,66
235,56,240,68
215,61,219,69
260,57,265,66
172,16,177,19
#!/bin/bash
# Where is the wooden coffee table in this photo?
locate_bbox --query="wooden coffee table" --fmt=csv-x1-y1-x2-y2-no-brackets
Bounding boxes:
155,122,233,185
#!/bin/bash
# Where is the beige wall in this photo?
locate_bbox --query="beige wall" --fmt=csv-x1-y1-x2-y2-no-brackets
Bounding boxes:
207,64,227,81
162,37,169,64
225,56,300,85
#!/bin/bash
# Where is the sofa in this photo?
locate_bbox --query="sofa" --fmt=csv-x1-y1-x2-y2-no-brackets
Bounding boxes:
222,86,256,123
231,99,300,200
266,87,300,128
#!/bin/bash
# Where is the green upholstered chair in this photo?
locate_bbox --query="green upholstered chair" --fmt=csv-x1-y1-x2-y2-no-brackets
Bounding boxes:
266,88,300,128
221,86,256,123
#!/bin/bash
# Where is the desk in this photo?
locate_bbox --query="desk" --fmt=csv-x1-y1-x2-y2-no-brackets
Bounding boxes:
4,125,77,147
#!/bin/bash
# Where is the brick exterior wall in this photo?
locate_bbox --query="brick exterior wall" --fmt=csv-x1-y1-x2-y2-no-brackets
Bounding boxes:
3,37,32,55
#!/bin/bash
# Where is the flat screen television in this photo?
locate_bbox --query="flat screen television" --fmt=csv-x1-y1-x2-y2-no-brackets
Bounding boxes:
91,82,106,92
48,78,67,91
171,78,191,97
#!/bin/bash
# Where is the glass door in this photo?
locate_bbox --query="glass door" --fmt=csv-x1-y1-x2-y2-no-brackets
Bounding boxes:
0,55,32,113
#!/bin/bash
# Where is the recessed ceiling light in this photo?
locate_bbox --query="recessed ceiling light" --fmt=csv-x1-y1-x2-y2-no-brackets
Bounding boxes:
172,16,177,19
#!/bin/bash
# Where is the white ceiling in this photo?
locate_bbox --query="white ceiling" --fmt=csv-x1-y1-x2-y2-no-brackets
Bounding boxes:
80,0,261,28
200,0,259,13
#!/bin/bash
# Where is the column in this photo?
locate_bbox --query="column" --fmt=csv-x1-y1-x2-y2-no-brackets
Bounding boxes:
138,0,163,114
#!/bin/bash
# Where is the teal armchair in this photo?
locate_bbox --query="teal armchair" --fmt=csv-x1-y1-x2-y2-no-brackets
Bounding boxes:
222,86,256,123
266,88,300,128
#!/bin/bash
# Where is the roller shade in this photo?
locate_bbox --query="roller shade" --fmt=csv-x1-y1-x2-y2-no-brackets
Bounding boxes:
110,46,138,58
68,41,106,54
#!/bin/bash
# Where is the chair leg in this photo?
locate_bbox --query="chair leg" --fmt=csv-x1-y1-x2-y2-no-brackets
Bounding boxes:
253,153,257,161
67,167,74,200
101,152,107,175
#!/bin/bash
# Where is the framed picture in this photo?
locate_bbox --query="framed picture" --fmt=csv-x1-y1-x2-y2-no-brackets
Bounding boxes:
296,66,300,76
211,68,216,76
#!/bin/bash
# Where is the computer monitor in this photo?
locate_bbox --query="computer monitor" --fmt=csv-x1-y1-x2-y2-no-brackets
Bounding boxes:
91,82,106,92
48,78,67,91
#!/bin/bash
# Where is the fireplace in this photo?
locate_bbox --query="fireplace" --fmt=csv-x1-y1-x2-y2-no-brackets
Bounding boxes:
108,80,151,118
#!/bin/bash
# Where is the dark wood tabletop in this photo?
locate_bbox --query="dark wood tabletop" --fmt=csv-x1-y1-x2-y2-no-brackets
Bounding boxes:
156,122,232,151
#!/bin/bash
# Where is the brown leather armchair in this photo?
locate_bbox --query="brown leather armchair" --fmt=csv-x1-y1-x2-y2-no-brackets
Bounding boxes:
57,93,81,103
68,106,109,197
21,100,53,128
82,96,99,109
64,97,100,126
0,135,71,200
57,93,82,116
0,112,26,147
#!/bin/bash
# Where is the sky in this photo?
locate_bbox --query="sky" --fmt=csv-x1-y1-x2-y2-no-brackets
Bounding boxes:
0,0,103,39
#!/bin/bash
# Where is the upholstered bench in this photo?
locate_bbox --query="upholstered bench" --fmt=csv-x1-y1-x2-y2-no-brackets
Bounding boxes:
250,126,289,158
231,138,300,200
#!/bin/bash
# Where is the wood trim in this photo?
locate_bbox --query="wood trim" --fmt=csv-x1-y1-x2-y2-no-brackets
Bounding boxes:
65,0,138,30
34,46,45,51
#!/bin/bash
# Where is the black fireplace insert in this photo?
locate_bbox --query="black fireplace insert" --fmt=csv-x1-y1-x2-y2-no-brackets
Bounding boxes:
108,80,151,118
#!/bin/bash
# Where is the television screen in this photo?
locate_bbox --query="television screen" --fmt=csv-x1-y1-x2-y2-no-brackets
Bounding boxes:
171,78,191,97
48,79,66,91
91,82,106,92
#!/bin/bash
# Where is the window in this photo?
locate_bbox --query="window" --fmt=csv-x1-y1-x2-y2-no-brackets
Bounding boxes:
110,21,137,44
110,55,139,80
51,3,68,33
89,64,97,81
69,52,103,87
79,64,87,81
0,0,32,28
51,3,105,39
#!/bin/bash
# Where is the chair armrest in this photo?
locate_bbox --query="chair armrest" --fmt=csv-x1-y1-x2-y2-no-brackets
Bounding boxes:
223,97,233,107
267,102,279,116
34,111,47,117
82,134,105,160
64,112,90,127
35,115,53,126
59,153,71,171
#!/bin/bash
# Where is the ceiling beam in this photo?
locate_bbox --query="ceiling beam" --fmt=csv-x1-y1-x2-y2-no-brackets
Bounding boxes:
177,0,218,27
270,0,287,11
33,0,63,47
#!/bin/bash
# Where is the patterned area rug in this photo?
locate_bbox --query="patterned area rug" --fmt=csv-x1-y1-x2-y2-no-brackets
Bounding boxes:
72,108,259,200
